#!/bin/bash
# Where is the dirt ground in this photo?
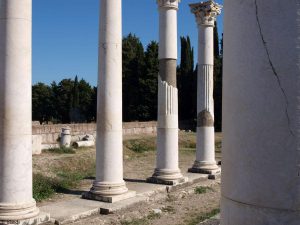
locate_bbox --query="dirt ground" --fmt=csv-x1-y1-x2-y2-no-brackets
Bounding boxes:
72,179,221,225
34,131,222,225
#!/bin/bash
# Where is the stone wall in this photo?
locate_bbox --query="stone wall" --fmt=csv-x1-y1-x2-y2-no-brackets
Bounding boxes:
32,121,157,154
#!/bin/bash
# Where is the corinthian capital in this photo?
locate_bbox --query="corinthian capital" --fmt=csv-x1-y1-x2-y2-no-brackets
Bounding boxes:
190,0,222,26
157,0,181,10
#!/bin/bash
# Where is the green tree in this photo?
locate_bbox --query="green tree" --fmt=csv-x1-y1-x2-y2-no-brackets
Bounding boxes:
70,76,81,122
137,41,159,120
178,36,197,122
78,78,95,122
213,26,223,131
214,21,220,59
122,33,145,121
89,86,97,122
52,79,74,123
32,83,54,123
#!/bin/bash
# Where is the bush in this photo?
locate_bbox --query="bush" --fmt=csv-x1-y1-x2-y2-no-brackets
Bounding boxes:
194,186,213,194
45,146,76,154
126,139,155,153
33,174,57,201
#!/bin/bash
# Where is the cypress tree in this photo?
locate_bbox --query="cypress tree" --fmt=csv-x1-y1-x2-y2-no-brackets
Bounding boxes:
178,36,196,122
214,21,220,59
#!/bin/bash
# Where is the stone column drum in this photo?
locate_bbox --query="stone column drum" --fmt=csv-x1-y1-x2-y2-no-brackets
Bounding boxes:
221,0,300,224
0,0,40,223
148,0,185,185
188,1,221,174
60,127,71,148
83,0,135,203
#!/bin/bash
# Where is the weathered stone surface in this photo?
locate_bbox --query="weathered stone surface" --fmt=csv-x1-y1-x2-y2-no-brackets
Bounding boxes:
32,122,157,151
149,0,183,185
221,0,300,224
60,127,71,148
159,59,177,87
87,0,130,200
197,110,214,127
0,0,40,222
188,1,221,174
32,135,42,155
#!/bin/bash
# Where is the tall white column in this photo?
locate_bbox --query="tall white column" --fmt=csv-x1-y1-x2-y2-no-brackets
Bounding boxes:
221,0,300,224
148,0,185,185
83,0,135,203
188,1,221,175
0,0,40,222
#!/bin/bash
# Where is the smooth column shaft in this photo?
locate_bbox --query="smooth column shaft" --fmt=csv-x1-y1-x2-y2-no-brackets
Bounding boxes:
221,0,300,224
92,0,127,195
159,8,177,59
0,0,39,220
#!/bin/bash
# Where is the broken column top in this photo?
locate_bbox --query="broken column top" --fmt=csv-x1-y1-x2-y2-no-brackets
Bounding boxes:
157,0,181,9
189,0,222,26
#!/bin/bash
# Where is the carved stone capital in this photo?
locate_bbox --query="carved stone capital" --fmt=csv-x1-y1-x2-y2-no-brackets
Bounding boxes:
189,0,222,26
157,0,180,10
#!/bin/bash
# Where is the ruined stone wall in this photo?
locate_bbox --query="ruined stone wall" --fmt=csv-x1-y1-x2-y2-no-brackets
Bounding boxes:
32,121,157,154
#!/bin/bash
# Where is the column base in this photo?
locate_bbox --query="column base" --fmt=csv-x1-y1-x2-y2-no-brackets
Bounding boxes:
188,161,220,175
147,169,187,185
82,181,135,203
0,201,49,225
82,190,136,203
0,213,50,225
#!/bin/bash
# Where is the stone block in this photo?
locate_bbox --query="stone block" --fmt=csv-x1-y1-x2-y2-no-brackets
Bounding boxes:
0,212,50,225
32,135,42,155
146,176,188,186
82,191,136,203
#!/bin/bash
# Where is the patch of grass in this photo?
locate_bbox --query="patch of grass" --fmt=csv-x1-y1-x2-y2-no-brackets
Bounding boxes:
44,146,76,154
125,138,155,153
162,205,176,214
184,208,220,225
120,211,161,225
33,174,57,201
33,157,96,201
147,211,161,220
55,169,94,190
178,132,197,153
215,141,222,152
166,194,177,202
194,186,214,194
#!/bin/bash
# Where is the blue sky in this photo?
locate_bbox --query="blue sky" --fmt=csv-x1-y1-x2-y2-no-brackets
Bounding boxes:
33,0,223,86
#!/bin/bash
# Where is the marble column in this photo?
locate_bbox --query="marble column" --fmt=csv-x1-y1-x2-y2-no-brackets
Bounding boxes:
83,0,135,203
221,0,300,224
148,0,186,185
188,1,221,175
0,0,40,223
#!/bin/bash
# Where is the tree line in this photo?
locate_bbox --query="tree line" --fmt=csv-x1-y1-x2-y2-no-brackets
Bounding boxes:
33,22,223,130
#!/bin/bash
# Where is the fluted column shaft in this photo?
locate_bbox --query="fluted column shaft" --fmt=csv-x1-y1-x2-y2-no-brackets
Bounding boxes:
148,0,184,184
189,1,222,174
0,0,39,221
195,24,218,172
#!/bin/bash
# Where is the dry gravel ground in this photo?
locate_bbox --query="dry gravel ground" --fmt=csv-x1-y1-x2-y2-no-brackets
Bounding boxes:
71,179,221,225
34,131,222,224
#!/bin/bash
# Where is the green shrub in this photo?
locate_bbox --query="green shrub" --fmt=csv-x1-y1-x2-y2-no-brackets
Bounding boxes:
45,146,76,154
126,139,154,153
194,186,213,194
33,174,57,201
184,208,220,225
